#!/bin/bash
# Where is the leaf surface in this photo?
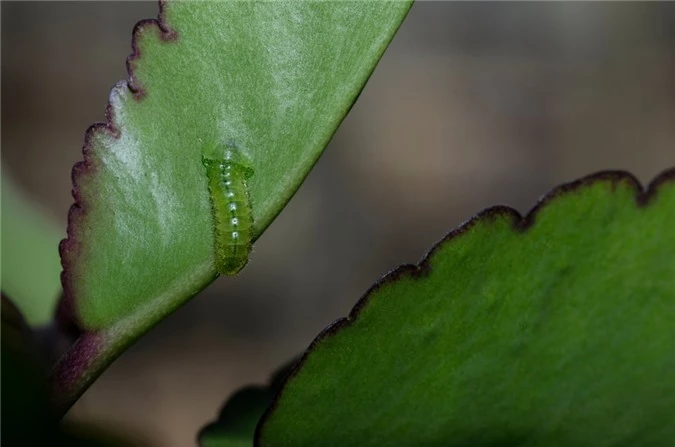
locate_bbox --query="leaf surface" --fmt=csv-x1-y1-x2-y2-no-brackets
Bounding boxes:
60,1,411,333
258,170,675,447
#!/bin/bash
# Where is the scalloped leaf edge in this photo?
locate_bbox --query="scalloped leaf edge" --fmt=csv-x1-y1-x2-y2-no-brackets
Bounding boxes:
51,1,414,416
50,1,178,415
254,167,675,445
57,0,176,333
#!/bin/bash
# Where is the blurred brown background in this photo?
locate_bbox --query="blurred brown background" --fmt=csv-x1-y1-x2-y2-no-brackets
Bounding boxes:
2,2,675,446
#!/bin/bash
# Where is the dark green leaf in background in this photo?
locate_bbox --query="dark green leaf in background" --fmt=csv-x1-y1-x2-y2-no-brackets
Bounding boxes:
258,170,675,447
1,295,56,445
1,297,132,446
199,359,296,447
1,173,63,326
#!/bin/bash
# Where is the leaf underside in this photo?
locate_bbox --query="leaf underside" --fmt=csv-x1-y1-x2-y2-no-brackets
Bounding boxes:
59,1,412,333
258,169,675,447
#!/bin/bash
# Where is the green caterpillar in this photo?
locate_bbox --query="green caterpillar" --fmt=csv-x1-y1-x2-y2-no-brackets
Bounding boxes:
201,143,254,275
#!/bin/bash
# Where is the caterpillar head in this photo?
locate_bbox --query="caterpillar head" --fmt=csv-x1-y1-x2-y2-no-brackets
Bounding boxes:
201,140,254,178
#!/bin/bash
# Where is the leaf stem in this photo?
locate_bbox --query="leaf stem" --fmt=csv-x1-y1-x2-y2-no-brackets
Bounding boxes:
49,330,118,418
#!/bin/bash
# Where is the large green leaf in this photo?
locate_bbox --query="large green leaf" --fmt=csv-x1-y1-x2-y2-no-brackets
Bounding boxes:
1,172,63,326
55,0,410,415
258,170,675,446
59,4,410,336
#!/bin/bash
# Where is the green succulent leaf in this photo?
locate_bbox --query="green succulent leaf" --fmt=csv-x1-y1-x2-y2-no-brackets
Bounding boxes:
55,0,410,408
1,173,63,326
258,170,675,447
61,1,410,331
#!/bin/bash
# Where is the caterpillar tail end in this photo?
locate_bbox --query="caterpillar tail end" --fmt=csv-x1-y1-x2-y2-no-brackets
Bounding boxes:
217,254,249,276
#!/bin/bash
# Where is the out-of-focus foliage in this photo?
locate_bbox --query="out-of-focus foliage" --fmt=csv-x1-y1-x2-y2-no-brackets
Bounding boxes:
199,360,295,447
1,173,63,326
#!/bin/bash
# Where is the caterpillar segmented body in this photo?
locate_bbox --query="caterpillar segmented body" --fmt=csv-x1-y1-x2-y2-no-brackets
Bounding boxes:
202,144,254,275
